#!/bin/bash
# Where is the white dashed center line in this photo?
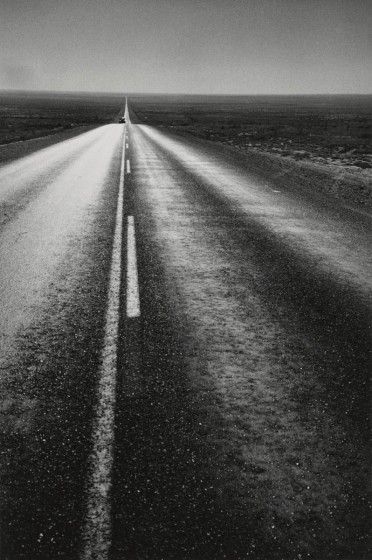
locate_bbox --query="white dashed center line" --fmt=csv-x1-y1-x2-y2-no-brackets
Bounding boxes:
126,216,140,318
81,126,126,560
126,159,131,174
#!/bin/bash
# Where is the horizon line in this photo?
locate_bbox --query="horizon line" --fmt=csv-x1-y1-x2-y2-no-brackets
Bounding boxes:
0,88,371,98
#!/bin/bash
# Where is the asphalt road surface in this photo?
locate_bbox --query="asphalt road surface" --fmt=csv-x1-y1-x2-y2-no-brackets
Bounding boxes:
0,101,370,560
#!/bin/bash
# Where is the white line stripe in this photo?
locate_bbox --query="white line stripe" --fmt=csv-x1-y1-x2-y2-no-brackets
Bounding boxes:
127,216,140,318
126,142,129,149
126,159,131,174
81,126,126,560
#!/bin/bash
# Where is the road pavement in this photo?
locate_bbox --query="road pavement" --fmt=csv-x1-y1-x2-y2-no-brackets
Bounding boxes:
0,102,370,560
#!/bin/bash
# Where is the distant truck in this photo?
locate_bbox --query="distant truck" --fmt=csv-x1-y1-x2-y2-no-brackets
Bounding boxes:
119,116,126,123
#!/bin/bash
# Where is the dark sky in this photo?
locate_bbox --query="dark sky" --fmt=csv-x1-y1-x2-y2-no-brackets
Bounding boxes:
1,0,371,94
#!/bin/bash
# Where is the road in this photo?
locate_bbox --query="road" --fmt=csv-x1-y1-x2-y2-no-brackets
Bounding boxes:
0,101,370,560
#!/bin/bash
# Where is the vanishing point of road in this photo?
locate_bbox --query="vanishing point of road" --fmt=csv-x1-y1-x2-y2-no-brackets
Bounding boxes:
0,100,370,560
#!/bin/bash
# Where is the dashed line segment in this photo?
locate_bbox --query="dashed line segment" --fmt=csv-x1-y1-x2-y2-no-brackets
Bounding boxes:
126,216,140,318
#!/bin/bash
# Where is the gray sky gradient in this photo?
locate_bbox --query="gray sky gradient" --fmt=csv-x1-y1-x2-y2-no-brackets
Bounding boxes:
1,0,371,94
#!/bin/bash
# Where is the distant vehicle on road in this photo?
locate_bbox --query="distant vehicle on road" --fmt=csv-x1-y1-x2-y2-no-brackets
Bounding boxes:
119,117,126,123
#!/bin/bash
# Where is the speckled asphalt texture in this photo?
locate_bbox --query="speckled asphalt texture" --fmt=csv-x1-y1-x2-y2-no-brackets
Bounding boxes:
0,115,370,560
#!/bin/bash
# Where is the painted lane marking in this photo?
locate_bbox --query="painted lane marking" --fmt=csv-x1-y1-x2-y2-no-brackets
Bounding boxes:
81,127,126,560
126,216,140,318
126,142,129,149
126,159,131,174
